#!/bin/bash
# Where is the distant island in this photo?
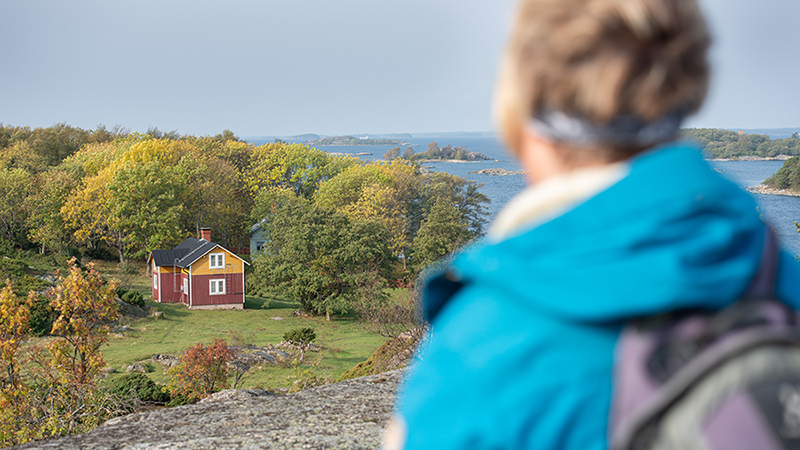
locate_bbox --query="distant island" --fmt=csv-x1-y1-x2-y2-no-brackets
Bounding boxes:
749,156,800,197
682,128,800,160
468,168,525,176
305,135,409,146
383,142,492,162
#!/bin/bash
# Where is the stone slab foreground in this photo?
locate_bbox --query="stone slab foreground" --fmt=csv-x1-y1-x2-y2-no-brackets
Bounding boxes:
14,370,404,450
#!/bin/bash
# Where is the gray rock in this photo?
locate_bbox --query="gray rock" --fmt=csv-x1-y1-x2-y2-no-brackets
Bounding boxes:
268,349,291,359
151,354,179,368
199,389,273,403
252,351,277,364
126,363,146,373
14,370,405,449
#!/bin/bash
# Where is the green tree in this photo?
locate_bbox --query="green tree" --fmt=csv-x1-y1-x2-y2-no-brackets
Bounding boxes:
412,199,473,268
0,168,33,250
417,171,489,239
24,168,81,254
107,159,187,259
315,161,419,266
249,200,392,320
383,147,400,160
764,157,800,191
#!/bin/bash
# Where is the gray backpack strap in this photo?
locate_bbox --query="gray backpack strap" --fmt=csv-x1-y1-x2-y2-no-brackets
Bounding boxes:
610,228,788,450
744,228,779,298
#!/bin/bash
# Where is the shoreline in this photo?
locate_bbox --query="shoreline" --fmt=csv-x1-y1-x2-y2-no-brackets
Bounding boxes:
708,155,792,162
417,159,496,163
746,185,800,197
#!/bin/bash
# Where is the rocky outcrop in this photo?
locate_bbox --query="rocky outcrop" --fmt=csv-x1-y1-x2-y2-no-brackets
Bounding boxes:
13,370,405,450
468,168,526,176
746,185,800,197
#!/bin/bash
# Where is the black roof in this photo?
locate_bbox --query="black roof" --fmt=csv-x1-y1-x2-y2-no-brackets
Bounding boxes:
150,249,191,267
150,238,243,268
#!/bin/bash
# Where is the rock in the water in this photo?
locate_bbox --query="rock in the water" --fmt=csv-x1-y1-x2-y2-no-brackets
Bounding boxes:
467,168,526,176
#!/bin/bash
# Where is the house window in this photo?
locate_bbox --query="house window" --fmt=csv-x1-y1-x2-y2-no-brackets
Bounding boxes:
209,253,225,269
256,241,265,252
153,274,157,289
209,279,226,295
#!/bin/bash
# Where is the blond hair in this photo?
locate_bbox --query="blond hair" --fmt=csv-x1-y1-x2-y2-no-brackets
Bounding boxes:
495,0,711,157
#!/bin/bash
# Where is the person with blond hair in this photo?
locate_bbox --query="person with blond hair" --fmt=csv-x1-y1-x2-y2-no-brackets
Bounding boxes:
385,0,800,448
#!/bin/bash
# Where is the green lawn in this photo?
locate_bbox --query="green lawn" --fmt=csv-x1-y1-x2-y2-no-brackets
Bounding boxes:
11,253,392,392
104,295,389,391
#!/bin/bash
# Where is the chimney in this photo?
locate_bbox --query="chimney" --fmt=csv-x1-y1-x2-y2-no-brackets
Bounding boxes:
200,228,211,242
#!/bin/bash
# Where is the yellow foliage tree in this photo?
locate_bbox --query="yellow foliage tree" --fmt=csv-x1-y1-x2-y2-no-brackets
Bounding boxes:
48,260,118,386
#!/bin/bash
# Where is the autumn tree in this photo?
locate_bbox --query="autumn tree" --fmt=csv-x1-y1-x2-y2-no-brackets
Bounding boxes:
0,284,33,446
316,161,489,269
315,160,419,265
0,262,122,446
48,260,119,385
0,141,48,173
167,339,233,401
245,142,358,199
0,285,31,391
62,166,127,261
178,150,250,249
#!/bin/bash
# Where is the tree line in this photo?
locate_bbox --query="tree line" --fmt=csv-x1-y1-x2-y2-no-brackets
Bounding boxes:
0,123,489,315
681,128,800,159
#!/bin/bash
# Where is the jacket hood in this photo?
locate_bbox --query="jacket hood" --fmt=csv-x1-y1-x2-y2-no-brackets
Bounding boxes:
424,144,766,323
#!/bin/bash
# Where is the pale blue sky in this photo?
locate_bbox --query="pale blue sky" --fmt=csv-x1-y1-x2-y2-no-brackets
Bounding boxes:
1,0,798,137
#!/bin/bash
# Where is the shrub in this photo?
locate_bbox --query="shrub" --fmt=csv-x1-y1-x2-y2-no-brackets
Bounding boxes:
121,290,144,307
28,293,56,336
167,339,233,401
116,287,145,307
106,373,169,404
227,329,255,347
165,393,195,407
283,327,316,345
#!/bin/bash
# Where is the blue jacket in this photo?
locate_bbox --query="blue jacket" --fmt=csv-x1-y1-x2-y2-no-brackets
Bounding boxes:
395,144,800,449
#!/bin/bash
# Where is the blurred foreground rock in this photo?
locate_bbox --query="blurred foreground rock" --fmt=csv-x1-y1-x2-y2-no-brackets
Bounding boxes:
14,370,404,450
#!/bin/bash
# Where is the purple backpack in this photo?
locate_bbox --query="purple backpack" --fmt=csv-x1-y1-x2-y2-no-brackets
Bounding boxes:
610,232,800,450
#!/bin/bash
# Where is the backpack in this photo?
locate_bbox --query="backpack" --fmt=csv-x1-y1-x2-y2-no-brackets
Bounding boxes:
610,231,800,450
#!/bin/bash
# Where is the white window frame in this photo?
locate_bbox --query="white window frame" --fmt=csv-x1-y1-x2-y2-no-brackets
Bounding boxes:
209,279,226,295
153,273,158,289
209,253,225,269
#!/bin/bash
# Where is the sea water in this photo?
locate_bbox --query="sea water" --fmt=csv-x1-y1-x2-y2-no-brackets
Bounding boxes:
250,135,800,256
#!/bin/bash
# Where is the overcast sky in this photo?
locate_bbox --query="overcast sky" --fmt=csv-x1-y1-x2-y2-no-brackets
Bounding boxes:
2,0,798,137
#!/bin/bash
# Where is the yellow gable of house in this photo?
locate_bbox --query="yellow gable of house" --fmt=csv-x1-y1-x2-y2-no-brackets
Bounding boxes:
190,246,245,276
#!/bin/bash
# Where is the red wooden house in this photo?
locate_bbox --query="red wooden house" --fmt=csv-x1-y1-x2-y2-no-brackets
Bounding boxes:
147,230,249,309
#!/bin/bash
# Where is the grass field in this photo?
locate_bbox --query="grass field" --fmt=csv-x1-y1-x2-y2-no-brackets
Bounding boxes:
14,254,393,392
104,295,389,391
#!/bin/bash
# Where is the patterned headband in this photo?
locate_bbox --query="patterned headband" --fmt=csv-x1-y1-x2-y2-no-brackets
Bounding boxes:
529,109,684,148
